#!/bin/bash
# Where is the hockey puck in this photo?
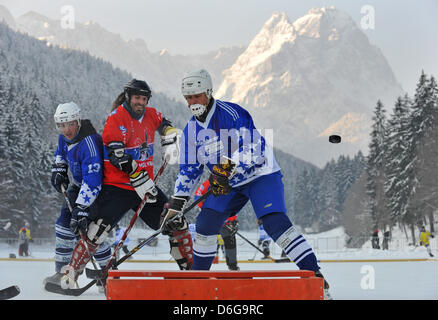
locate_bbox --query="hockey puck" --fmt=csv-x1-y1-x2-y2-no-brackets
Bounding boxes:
329,135,341,143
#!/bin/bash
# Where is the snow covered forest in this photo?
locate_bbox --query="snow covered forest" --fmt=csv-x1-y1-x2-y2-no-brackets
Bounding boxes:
357,72,438,244
292,70,438,246
0,21,437,244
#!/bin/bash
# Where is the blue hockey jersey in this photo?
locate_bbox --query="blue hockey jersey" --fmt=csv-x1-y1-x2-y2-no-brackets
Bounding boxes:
174,99,280,197
53,120,103,207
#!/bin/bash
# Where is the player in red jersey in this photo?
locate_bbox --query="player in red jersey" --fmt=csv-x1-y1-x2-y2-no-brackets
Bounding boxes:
61,79,193,288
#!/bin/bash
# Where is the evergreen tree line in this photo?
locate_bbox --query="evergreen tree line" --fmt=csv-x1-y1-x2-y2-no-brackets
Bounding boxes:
0,22,133,236
363,71,438,244
291,152,366,232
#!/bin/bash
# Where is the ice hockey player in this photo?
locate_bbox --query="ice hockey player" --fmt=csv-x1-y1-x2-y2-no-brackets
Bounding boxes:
44,102,111,286
60,79,192,288
160,69,332,299
419,226,435,257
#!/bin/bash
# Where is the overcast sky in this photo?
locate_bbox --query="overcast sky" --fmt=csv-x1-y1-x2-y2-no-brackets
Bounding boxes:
1,0,437,94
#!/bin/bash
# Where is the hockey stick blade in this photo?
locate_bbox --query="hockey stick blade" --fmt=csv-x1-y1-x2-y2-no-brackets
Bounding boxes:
44,281,96,296
0,285,20,300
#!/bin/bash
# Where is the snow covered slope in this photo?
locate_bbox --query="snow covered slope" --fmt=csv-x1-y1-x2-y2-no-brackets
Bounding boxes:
216,8,404,166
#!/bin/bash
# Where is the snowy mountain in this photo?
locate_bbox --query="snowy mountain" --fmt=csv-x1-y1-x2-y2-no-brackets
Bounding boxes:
0,5,16,30
4,5,405,167
13,10,244,99
318,112,372,143
216,8,404,166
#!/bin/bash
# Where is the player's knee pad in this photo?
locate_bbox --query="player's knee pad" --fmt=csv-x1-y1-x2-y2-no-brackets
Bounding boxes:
193,232,218,260
169,228,193,270
87,218,111,245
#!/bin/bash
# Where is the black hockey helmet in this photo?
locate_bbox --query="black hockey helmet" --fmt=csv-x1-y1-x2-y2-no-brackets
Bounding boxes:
124,79,152,101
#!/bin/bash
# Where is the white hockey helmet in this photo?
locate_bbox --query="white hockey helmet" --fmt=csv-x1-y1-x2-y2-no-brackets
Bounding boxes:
54,102,81,129
181,69,213,99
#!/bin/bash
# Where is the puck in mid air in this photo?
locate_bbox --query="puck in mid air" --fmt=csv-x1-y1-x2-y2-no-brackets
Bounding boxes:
329,135,341,144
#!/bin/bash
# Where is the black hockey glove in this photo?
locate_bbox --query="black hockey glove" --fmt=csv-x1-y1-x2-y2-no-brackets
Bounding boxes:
209,160,236,196
160,196,189,233
51,163,69,193
70,205,90,235
107,141,137,174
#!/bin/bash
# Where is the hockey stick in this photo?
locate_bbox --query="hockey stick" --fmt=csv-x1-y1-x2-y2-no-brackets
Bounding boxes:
222,222,257,261
49,190,211,296
45,160,169,296
60,185,103,288
105,154,234,269
235,231,291,263
248,249,258,261
96,159,169,275
86,189,213,280
0,285,20,300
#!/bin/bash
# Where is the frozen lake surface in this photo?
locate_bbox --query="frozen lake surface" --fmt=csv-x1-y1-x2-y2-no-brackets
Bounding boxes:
1,227,437,300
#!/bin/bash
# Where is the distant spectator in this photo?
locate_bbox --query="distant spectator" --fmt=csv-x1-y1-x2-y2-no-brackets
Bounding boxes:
419,226,434,257
371,229,380,249
382,230,391,250
18,222,31,256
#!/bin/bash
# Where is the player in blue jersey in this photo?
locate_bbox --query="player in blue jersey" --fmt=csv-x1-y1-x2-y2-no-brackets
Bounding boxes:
43,102,111,287
160,69,332,299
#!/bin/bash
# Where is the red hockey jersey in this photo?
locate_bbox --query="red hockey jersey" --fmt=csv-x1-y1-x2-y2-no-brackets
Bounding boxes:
102,104,163,190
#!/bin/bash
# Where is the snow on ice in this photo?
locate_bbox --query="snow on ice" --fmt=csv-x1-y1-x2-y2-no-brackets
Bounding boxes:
0,227,437,300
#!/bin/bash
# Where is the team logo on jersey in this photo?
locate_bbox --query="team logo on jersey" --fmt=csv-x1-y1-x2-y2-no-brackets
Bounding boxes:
118,125,127,137
139,143,154,161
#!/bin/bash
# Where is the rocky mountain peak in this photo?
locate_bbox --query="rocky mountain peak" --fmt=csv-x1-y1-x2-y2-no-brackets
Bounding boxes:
216,8,403,166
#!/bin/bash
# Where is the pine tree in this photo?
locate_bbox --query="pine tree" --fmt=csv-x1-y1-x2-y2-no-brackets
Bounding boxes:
408,74,438,233
316,160,341,231
365,100,388,229
411,71,436,140
384,94,412,225
293,169,319,229
392,71,438,242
